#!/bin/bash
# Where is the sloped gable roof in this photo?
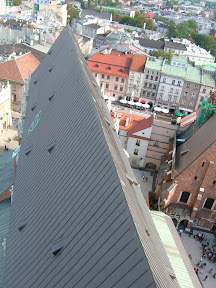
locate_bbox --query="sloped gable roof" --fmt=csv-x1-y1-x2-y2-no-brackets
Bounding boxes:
128,116,153,138
130,54,147,72
0,53,40,83
175,113,216,174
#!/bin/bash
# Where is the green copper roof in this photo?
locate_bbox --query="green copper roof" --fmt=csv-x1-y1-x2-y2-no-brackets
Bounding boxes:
162,60,186,78
145,58,164,71
186,65,202,84
150,211,199,288
0,199,11,288
172,55,188,64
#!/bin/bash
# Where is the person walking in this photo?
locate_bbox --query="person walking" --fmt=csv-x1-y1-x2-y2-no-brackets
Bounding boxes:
203,275,208,281
213,272,216,279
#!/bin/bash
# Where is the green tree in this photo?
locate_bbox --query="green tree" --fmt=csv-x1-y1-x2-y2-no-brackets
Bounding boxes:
14,0,22,6
67,4,80,22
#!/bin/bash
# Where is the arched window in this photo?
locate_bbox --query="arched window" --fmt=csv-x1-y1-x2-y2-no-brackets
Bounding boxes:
179,192,190,204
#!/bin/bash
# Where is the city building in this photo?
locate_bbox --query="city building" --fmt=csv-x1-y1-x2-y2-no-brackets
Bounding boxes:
111,111,153,168
142,57,163,104
160,112,216,231
144,118,178,171
0,52,40,111
126,54,147,100
136,38,165,54
73,33,93,58
98,5,135,18
156,23,169,36
87,48,133,100
3,24,182,288
0,82,12,133
0,0,7,15
164,40,187,56
156,57,186,109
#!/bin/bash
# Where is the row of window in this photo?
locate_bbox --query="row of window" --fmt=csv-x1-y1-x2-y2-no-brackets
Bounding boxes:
145,75,158,81
184,92,196,98
181,99,194,107
131,72,141,79
158,93,178,103
129,81,141,86
100,82,124,91
179,192,215,210
144,83,157,90
143,91,155,98
160,86,179,95
163,78,182,86
95,73,125,83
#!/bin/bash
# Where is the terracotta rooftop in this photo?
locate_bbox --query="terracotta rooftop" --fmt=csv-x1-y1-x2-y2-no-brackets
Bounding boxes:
0,52,40,83
88,50,133,77
111,112,153,140
130,54,147,72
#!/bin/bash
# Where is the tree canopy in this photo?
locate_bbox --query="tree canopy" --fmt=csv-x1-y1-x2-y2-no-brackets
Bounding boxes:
67,4,80,22
167,20,216,59
149,49,173,62
14,0,22,6
112,11,155,30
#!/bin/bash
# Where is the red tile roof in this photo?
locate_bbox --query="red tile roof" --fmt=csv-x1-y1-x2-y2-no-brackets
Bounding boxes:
88,50,132,77
0,52,40,83
111,112,153,140
130,54,147,72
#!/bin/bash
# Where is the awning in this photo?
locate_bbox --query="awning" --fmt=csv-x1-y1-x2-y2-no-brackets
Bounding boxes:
179,107,193,113
140,98,146,104
134,97,139,102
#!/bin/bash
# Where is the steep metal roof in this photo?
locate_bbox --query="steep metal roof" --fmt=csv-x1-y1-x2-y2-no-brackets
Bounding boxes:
4,25,178,288
0,199,11,288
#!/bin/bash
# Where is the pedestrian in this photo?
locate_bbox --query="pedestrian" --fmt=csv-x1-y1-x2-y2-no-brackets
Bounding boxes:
209,268,213,273
213,272,216,278
203,275,208,281
141,172,145,181
4,144,6,151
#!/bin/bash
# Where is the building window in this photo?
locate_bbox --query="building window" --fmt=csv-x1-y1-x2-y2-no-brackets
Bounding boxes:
137,74,141,79
177,81,181,86
146,75,149,80
194,85,197,90
172,80,175,85
120,86,123,92
13,94,16,101
151,93,155,98
202,162,205,167
203,88,206,93
13,85,16,91
116,77,119,82
159,93,163,100
136,140,140,146
161,86,164,91
203,198,214,210
184,92,188,97
155,76,158,81
137,81,140,86
95,73,97,77
102,74,104,79
100,83,103,88
114,85,117,90
144,83,148,88
179,191,190,203
107,75,110,80
143,90,146,96
175,89,179,95
194,176,197,180
170,88,173,93
174,96,178,103
131,73,134,78
121,78,124,83
189,101,194,107
163,78,166,83
134,148,138,155
105,83,109,89
150,76,153,80
153,85,156,89
149,84,152,89
186,83,190,88
182,99,186,105
191,93,195,99
168,95,172,102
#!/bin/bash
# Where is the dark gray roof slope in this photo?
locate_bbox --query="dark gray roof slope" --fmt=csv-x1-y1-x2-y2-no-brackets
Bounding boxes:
137,38,165,49
165,41,187,51
81,9,112,20
4,25,178,288
175,113,216,174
